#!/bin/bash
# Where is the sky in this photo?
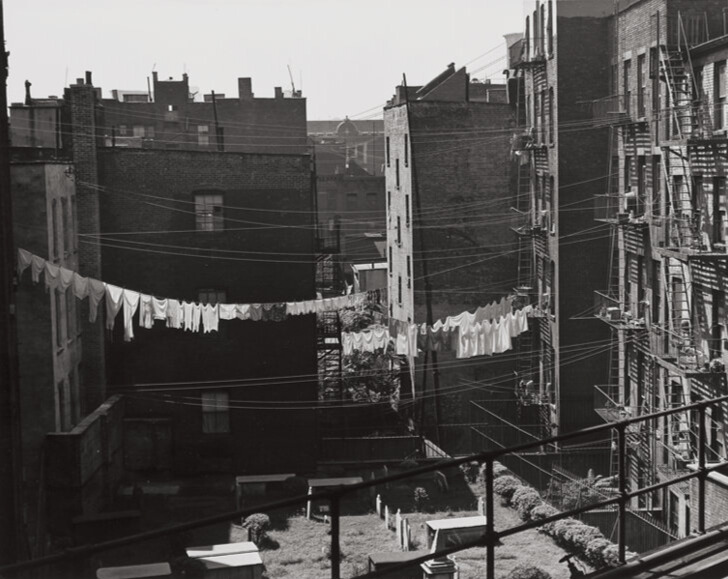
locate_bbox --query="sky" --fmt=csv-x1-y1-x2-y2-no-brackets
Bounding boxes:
5,0,526,120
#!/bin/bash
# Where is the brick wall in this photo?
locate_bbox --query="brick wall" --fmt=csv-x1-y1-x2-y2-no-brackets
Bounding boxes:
65,82,107,413
97,148,319,474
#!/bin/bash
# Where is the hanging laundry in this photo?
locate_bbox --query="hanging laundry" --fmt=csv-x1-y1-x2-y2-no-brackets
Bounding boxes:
219,303,236,320
17,248,32,278
139,294,154,329
202,303,219,333
44,262,61,291
122,289,140,342
31,255,45,283
261,303,286,322
151,297,168,321
72,273,89,300
166,299,183,329
182,301,194,331
191,302,202,332
88,279,106,323
59,267,74,291
104,284,124,331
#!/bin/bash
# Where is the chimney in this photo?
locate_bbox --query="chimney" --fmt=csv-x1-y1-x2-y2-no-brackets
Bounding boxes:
238,77,253,99
24,80,31,105
75,78,84,86
85,71,93,85
152,71,158,83
274,86,283,99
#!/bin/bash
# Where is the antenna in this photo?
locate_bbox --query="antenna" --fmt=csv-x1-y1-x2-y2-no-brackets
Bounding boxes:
287,65,297,96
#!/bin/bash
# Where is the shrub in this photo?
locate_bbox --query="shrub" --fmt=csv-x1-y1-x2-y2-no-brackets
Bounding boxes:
505,563,552,579
511,486,543,520
243,513,271,545
562,523,604,552
549,518,581,547
478,461,510,484
585,537,614,568
530,503,560,524
493,475,523,502
460,461,480,484
413,487,431,512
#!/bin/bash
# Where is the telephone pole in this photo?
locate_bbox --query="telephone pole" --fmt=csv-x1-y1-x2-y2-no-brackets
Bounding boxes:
0,0,22,564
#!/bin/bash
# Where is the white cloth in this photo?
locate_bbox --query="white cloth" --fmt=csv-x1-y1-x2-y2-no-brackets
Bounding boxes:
104,284,124,330
17,248,32,279
122,289,140,341
139,294,154,329
58,267,74,291
31,255,45,283
152,297,168,321
88,279,105,322
72,273,89,300
219,303,236,320
166,299,182,329
44,262,60,291
202,304,219,333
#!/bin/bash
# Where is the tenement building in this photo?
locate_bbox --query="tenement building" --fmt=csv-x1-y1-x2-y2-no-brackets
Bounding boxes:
384,64,518,452
510,0,613,442
591,0,728,538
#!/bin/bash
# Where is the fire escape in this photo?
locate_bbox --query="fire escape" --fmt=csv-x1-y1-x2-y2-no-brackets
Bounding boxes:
511,38,553,440
316,222,344,401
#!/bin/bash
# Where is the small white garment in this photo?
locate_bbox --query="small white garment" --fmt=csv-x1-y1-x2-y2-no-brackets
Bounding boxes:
166,299,182,329
202,304,219,333
72,273,89,300
122,289,140,341
104,284,124,330
88,279,106,323
182,301,194,331
219,303,236,320
152,297,168,321
17,248,32,279
31,255,45,283
139,294,154,329
44,262,61,291
58,267,75,291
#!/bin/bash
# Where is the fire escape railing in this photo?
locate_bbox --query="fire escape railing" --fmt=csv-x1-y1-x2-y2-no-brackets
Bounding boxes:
3,396,728,579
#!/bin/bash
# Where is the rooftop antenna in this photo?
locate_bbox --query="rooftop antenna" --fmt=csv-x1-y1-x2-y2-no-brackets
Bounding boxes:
287,64,297,96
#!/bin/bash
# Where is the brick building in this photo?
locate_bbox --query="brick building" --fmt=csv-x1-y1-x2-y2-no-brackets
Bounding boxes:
9,72,319,504
589,0,728,538
509,0,613,442
384,64,519,452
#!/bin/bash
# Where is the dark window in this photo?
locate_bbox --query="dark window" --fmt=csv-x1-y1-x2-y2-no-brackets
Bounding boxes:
52,199,60,261
715,62,726,130
652,156,662,217
637,54,646,117
346,193,358,211
397,216,401,245
637,157,646,214
623,59,632,116
194,193,224,231
404,134,409,167
407,255,411,288
405,195,410,227
198,289,226,305
547,0,553,55
389,246,392,273
387,190,391,210
386,136,390,167
55,289,64,348
398,275,402,304
395,158,400,188
548,87,554,144
202,391,230,433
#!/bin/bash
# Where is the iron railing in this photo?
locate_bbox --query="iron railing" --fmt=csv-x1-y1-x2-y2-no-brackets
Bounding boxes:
3,396,728,579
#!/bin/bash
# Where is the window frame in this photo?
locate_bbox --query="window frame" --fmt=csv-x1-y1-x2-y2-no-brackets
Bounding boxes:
201,390,231,434
194,193,224,232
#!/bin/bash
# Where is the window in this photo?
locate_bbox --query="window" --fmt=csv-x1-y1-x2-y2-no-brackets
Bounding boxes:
201,391,230,433
198,289,226,305
389,246,392,274
398,275,402,304
623,59,632,116
404,134,409,167
118,124,127,136
540,90,546,143
624,155,632,202
61,198,70,257
407,255,411,288
525,16,530,61
395,158,400,188
194,193,224,231
133,125,146,137
71,195,78,251
637,156,646,214
346,193,358,211
55,289,64,348
405,195,410,227
715,62,726,130
637,54,646,117
198,125,210,146
146,126,155,138
387,190,391,210
51,199,60,260
386,136,390,167
397,216,401,245
540,3,546,55
65,287,75,341
366,192,378,209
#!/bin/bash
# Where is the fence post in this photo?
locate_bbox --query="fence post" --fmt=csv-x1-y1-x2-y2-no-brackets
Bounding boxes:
485,458,495,579
330,493,341,579
698,403,707,534
617,423,627,563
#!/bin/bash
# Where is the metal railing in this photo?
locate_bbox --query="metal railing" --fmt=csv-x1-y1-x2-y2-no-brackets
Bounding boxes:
3,396,728,579
650,324,707,373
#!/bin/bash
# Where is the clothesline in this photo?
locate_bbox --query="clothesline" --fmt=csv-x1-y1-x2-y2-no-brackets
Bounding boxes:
16,249,380,341
342,299,533,360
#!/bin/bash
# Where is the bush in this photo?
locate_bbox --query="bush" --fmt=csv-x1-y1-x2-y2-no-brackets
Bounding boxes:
413,487,431,512
562,523,604,552
243,513,271,545
460,461,480,484
493,475,523,502
511,487,543,520
584,537,614,568
505,563,552,579
531,503,560,524
478,461,510,484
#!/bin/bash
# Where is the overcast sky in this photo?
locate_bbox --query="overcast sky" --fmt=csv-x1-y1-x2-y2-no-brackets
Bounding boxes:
5,1,526,120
